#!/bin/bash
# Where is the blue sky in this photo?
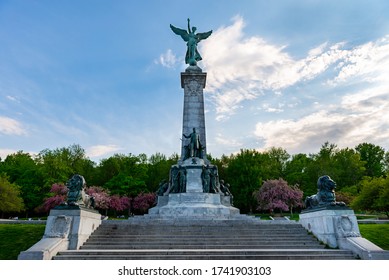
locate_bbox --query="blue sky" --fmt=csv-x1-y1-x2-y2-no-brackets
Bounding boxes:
1,0,389,162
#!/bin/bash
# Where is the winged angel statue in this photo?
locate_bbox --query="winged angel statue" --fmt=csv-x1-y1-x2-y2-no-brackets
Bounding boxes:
170,18,212,66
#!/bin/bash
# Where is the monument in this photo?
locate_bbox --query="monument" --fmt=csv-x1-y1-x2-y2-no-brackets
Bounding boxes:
148,19,240,219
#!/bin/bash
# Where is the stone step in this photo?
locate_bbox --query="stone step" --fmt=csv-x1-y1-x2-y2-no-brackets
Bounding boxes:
88,235,317,244
81,244,323,250
82,241,321,246
53,219,356,260
54,249,355,260
92,231,309,236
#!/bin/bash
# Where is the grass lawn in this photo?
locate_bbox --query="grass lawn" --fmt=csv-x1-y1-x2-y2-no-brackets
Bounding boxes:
0,224,45,260
358,224,389,250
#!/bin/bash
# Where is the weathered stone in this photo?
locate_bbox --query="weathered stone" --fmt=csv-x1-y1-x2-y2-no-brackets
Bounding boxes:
18,208,101,260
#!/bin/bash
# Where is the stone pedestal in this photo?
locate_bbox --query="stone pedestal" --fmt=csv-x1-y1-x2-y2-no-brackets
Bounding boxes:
149,193,239,218
299,207,360,248
180,66,207,160
18,207,101,260
299,207,389,259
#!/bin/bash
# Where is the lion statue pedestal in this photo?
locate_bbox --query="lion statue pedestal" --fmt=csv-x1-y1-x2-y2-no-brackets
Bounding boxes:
299,175,389,260
18,175,101,260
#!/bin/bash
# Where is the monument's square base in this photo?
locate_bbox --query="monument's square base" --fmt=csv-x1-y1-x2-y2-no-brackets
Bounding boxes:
148,193,240,219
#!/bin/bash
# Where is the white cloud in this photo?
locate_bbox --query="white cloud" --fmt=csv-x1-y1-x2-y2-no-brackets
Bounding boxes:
254,81,389,154
86,144,121,159
201,16,389,122
0,149,18,159
331,35,389,84
0,116,27,135
155,49,178,68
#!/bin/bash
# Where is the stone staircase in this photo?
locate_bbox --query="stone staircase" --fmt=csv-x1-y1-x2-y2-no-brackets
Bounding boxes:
53,218,356,260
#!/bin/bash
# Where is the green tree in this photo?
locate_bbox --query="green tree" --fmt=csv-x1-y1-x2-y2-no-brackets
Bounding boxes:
284,153,313,196
224,149,264,213
355,143,386,177
0,151,45,216
0,174,25,217
332,148,365,189
97,154,149,196
36,144,95,187
146,153,176,192
351,177,389,217
263,147,290,179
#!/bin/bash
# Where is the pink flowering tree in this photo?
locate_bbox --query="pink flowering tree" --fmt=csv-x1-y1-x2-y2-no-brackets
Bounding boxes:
85,186,111,214
109,195,131,216
254,179,303,215
132,192,156,214
38,183,68,213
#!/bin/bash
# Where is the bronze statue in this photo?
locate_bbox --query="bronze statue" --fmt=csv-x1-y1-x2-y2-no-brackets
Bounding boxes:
60,174,94,208
305,175,346,209
183,128,202,158
66,174,85,206
202,165,211,193
170,18,212,66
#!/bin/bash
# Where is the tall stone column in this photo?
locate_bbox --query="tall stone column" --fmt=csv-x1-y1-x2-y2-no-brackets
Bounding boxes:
180,66,207,160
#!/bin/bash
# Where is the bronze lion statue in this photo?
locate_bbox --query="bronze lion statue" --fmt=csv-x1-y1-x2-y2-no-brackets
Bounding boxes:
65,174,94,208
305,175,345,209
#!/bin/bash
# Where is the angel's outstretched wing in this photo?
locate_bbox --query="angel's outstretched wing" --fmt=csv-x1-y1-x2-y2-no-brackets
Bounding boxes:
196,30,212,42
170,24,189,42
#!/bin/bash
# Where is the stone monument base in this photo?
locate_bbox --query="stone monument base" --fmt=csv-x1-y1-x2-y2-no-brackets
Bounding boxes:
148,192,239,219
299,207,389,259
18,207,101,260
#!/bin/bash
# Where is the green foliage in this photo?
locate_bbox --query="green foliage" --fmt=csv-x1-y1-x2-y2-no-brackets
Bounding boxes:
0,224,45,260
224,149,264,213
98,153,149,196
285,153,314,195
146,153,176,192
0,151,46,214
1,141,389,216
356,143,386,177
352,177,389,217
0,175,25,215
37,144,95,185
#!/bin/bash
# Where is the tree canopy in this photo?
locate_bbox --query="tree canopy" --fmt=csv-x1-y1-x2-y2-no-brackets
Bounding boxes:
1,141,389,216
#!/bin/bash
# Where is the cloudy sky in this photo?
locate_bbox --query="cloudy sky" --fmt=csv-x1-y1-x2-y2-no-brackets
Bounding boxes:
1,0,389,162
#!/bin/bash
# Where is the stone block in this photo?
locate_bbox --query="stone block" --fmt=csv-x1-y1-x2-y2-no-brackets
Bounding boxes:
299,208,389,259
18,208,101,259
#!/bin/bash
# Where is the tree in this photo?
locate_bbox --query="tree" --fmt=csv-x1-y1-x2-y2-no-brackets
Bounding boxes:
0,151,46,216
224,149,264,213
332,148,365,189
0,174,25,216
352,177,389,217
356,143,386,177
285,153,313,195
36,144,95,187
132,192,156,214
109,195,131,215
263,147,290,179
38,183,67,213
86,186,111,213
146,153,175,192
253,179,303,215
95,153,149,195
